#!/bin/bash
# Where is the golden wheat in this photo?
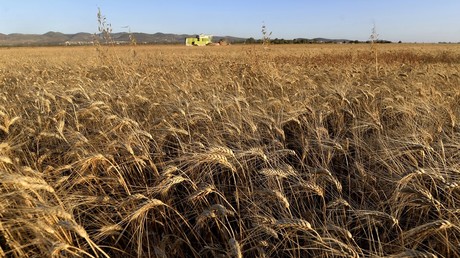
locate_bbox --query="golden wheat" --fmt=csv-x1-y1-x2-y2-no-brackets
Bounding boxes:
1,44,460,257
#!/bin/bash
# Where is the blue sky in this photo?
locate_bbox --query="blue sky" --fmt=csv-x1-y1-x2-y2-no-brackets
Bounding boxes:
0,1,459,42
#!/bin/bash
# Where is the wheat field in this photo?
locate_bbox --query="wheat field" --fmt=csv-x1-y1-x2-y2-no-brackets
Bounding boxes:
1,44,460,257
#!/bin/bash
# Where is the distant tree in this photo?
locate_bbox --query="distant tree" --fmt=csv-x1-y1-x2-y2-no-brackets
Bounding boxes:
294,38,308,44
245,37,256,44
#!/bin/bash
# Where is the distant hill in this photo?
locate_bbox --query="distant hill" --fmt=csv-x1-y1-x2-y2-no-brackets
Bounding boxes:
0,31,391,46
0,31,247,46
312,38,352,43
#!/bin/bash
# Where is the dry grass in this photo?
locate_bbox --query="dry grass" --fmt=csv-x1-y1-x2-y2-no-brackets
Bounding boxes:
1,43,460,257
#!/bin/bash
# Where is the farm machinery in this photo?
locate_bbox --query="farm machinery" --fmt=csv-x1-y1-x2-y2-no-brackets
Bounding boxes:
185,34,228,46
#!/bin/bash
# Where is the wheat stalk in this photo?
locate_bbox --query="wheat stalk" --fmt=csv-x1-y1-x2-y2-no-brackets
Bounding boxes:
403,220,455,249
0,173,55,193
275,218,313,231
188,184,216,202
57,220,110,258
228,238,243,258
129,199,167,222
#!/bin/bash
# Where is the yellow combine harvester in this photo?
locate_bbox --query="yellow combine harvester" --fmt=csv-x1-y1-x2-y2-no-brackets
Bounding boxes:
185,34,229,46
185,34,213,46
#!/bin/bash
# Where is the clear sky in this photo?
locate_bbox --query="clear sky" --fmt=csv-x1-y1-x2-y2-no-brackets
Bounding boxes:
0,0,459,43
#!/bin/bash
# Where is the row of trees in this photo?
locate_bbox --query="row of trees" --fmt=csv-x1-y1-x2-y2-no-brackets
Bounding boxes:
244,37,394,44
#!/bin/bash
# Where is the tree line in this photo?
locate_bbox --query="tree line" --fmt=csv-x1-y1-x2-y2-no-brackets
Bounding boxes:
243,38,394,44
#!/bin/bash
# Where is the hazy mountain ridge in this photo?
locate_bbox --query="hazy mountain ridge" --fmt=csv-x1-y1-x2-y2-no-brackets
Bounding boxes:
0,31,371,46
0,31,248,46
